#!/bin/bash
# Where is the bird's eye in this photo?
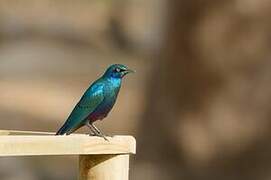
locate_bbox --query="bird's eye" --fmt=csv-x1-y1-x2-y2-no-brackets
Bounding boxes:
115,68,121,72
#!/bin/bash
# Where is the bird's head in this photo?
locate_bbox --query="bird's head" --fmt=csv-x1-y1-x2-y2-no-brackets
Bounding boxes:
103,64,134,79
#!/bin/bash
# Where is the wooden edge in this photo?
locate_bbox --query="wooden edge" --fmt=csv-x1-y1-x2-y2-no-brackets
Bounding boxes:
0,129,56,135
0,130,136,156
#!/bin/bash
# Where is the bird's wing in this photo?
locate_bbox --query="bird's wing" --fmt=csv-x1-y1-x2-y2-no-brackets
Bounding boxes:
56,83,105,135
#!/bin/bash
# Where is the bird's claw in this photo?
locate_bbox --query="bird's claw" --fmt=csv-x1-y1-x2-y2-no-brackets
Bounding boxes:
97,133,109,141
89,132,109,141
88,132,96,136
102,135,109,141
86,123,109,141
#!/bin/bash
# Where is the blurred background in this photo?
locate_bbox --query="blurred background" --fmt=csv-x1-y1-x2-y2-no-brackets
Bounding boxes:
0,0,271,180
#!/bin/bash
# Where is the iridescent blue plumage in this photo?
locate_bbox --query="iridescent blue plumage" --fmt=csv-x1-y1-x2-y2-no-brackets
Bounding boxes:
56,64,134,139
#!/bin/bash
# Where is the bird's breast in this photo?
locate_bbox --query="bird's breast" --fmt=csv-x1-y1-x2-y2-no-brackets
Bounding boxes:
88,80,121,121
88,98,116,121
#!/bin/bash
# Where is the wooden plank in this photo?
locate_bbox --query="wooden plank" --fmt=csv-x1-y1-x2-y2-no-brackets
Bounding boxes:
79,154,129,180
0,133,136,156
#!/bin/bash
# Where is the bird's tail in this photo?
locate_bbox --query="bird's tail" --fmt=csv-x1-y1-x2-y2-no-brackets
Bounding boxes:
56,122,70,135
56,121,82,135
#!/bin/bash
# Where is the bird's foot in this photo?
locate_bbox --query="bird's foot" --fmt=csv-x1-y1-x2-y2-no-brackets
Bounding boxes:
103,133,113,137
88,132,96,136
98,133,109,141
86,123,109,141
89,132,109,141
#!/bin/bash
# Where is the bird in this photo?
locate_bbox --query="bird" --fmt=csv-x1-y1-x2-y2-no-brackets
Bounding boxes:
56,64,134,140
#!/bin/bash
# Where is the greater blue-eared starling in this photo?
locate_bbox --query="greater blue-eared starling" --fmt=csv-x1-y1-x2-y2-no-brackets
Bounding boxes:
56,64,134,140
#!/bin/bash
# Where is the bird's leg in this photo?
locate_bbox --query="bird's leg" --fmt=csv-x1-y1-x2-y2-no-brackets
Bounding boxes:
92,123,113,138
86,122,97,136
91,123,109,141
91,123,102,134
86,122,108,141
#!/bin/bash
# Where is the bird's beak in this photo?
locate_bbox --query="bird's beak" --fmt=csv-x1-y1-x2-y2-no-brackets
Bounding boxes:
126,69,135,74
123,69,135,75
122,68,135,77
